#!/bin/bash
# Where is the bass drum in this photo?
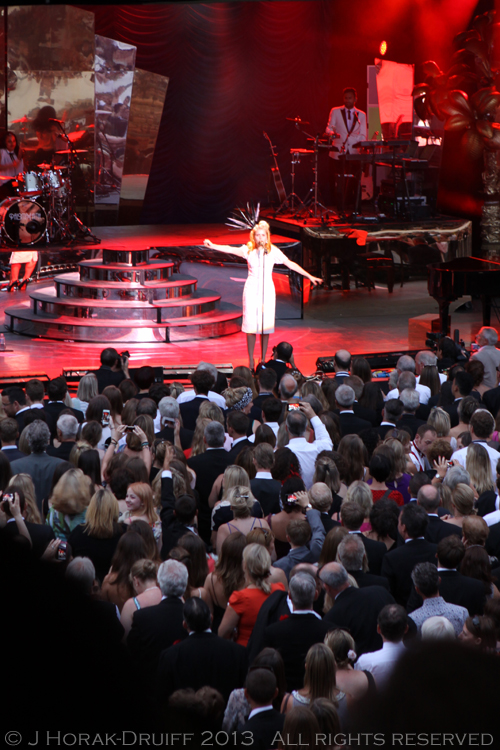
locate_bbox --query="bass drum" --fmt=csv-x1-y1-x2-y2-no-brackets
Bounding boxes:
0,197,47,245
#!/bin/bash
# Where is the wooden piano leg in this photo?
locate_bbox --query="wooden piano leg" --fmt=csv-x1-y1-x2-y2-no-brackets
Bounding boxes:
341,263,350,290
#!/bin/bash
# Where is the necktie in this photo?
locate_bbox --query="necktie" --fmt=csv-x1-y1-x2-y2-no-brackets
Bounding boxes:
347,109,351,122
8,152,15,162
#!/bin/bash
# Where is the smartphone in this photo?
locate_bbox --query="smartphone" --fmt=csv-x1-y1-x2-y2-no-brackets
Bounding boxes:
57,541,68,561
125,425,135,433
102,409,111,427
287,403,301,412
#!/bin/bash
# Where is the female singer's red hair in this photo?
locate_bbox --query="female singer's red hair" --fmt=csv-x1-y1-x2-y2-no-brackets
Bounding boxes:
247,220,272,254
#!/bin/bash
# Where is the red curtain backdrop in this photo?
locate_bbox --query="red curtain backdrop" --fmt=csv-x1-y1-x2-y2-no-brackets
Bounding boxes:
83,1,480,224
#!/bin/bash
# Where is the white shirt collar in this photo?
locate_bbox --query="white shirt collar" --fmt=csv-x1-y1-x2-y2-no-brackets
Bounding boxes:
291,608,322,620
255,471,273,479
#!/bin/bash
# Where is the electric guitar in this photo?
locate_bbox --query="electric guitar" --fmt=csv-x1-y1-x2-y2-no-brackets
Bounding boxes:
263,131,286,203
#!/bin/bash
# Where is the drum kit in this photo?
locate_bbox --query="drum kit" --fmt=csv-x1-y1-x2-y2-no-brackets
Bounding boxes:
0,123,97,248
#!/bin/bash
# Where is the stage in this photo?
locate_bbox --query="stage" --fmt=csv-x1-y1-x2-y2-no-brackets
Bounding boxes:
0,222,487,384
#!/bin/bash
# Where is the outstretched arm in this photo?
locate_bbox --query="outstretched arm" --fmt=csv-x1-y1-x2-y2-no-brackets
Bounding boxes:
203,239,247,258
278,250,322,286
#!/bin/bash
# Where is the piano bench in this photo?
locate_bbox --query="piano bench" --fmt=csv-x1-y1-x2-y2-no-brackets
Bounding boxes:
354,254,395,294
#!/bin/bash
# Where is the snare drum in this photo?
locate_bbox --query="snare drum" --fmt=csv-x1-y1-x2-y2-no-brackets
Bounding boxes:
17,171,43,197
0,197,47,245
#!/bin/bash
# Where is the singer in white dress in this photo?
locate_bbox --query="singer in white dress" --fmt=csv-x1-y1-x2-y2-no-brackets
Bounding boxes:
204,221,321,370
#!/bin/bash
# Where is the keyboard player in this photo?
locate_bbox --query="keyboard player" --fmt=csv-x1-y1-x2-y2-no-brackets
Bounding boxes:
325,87,367,212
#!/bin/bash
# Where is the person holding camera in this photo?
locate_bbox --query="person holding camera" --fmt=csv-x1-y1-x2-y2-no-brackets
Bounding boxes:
285,400,333,490
95,348,130,393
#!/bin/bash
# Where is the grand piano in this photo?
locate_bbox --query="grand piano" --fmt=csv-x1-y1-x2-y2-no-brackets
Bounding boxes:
428,256,500,335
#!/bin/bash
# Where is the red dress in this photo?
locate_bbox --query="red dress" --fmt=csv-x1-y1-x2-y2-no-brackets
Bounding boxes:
229,582,286,646
371,489,404,507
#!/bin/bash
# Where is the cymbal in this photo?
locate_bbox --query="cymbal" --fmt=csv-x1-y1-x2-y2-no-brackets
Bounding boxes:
286,117,310,125
96,110,111,115
290,148,314,154
67,130,88,142
55,149,88,154
11,116,30,124
37,163,52,170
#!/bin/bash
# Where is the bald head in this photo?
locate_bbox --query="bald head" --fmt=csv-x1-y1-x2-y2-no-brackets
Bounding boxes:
279,374,298,400
318,562,350,594
417,484,440,513
334,350,351,372
309,482,332,513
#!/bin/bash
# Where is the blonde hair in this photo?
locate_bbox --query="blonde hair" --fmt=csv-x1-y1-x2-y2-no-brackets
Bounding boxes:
127,482,158,526
324,629,357,669
428,407,451,438
8,473,40,523
466,443,495,495
129,558,158,586
247,220,272,254
77,373,98,403
84,488,119,538
223,386,252,410
168,382,185,399
50,468,92,515
452,483,476,517
227,485,255,518
243,543,272,593
304,643,338,702
345,480,373,517
222,465,250,500
190,417,212,457
69,441,93,468
198,400,225,424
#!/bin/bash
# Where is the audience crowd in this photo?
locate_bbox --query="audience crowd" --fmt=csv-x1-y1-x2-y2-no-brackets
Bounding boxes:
2,337,500,747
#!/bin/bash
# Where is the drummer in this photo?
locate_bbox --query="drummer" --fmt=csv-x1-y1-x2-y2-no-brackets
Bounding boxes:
31,106,65,168
0,132,24,200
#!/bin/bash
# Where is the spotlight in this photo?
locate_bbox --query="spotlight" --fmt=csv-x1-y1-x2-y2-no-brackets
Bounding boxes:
379,40,387,56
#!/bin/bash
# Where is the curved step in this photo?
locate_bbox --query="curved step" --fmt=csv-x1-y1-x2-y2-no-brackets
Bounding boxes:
54,272,197,301
78,259,174,283
27,287,221,321
5,303,242,343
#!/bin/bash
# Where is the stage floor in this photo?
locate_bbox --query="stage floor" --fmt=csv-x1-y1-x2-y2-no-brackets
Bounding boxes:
0,223,487,380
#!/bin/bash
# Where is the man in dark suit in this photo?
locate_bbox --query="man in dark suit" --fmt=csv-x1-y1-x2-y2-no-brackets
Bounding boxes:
249,367,277,425
47,414,79,461
11,420,65,512
251,443,281,515
262,571,332,690
395,388,425,439
157,598,247,704
159,463,200,559
321,562,395,655
341,501,387,575
442,371,475,428
482,368,500,418
332,349,351,384
180,369,218,431
262,341,294,385
187,421,232,544
1,386,29,435
238,669,284,749
335,385,371,437
417,484,461,544
407,536,485,615
0,418,26,462
127,559,188,679
226,410,252,461
337,534,390,590
94,347,129,393
381,503,438,606
44,377,84,440
375,399,404,441
15,378,49,432
155,396,193,451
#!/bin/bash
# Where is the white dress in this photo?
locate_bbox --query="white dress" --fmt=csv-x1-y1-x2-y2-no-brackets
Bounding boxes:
241,244,289,334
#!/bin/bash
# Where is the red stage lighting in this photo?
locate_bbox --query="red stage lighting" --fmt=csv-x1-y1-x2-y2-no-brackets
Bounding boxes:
379,40,387,56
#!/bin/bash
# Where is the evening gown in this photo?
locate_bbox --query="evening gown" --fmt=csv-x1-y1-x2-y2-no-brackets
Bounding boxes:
241,244,289,334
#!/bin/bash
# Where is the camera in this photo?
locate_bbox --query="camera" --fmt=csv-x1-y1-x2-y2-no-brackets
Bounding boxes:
125,425,135,433
101,409,111,427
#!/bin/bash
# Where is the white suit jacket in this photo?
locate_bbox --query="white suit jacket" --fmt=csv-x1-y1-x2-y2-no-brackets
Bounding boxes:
325,106,367,159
